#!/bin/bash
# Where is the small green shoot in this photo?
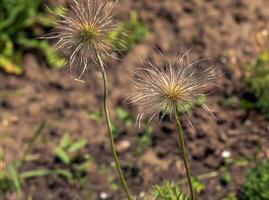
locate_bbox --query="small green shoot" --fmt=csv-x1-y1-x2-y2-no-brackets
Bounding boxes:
191,178,205,193
152,181,190,200
7,161,21,192
219,166,232,185
55,133,87,165
139,125,153,147
89,111,103,123
53,133,92,184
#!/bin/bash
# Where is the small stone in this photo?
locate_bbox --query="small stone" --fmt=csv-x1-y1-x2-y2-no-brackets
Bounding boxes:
227,129,241,136
100,192,109,199
139,192,146,198
221,150,231,159
116,140,131,152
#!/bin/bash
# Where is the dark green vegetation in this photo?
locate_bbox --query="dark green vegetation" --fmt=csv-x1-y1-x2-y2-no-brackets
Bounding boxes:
243,50,269,117
152,182,189,200
239,160,269,200
0,0,65,74
111,11,148,51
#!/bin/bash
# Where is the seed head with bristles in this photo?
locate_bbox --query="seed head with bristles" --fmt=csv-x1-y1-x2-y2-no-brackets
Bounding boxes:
130,53,216,127
51,0,118,77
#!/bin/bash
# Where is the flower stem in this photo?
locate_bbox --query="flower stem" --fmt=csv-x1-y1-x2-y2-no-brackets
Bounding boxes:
96,53,133,200
175,109,196,200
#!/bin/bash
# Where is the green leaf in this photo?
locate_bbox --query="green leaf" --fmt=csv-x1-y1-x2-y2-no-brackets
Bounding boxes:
116,107,133,127
110,11,148,51
0,55,23,75
59,133,71,149
17,37,66,69
7,162,21,192
53,169,73,181
55,147,71,165
20,169,51,179
192,178,205,193
139,126,153,147
89,111,103,123
67,139,87,153
73,160,92,172
111,123,120,139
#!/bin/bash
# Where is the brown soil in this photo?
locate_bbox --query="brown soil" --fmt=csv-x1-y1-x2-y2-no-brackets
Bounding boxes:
1,0,269,200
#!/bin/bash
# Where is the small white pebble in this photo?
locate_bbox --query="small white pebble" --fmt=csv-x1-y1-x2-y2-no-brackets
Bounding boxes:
100,192,109,199
221,150,231,159
116,140,131,152
139,191,146,198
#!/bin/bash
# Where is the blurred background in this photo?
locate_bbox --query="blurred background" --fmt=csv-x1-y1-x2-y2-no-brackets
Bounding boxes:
0,0,269,199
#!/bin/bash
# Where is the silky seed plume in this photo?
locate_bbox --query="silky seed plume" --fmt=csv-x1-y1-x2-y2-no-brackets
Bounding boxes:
130,53,216,127
51,0,118,77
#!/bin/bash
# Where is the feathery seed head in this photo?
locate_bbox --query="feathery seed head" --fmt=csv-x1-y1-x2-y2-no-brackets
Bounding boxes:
52,0,118,76
130,53,216,126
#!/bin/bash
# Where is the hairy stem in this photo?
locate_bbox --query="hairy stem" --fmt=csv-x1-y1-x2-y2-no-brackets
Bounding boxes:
175,109,196,200
96,53,133,200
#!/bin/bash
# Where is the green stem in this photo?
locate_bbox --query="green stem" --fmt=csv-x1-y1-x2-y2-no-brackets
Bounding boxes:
96,53,133,200
175,109,196,200
21,121,46,164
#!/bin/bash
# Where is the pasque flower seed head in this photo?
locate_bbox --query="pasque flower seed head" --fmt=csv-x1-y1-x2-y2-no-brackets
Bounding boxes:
52,0,118,77
130,53,216,127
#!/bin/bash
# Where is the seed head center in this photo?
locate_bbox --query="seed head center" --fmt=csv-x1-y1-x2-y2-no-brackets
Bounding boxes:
79,23,99,41
165,84,182,101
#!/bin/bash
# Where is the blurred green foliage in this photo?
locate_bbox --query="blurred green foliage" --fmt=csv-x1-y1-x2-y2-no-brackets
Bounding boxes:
191,178,205,193
111,11,148,52
0,161,22,194
138,125,153,147
152,182,189,200
0,0,65,74
244,50,269,117
53,133,92,184
240,160,269,200
223,193,238,200
116,107,133,127
0,172,14,194
0,130,91,195
55,133,88,165
0,3,147,75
